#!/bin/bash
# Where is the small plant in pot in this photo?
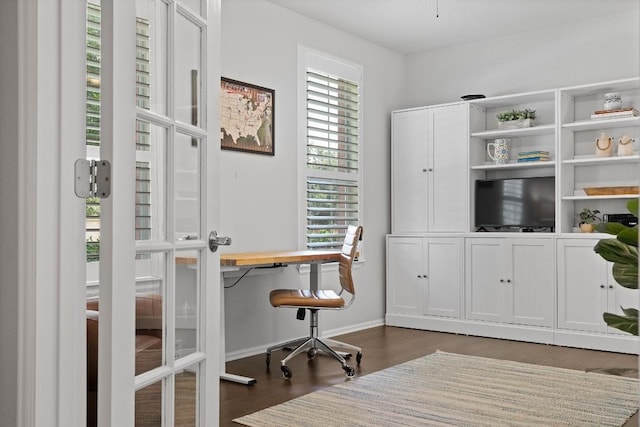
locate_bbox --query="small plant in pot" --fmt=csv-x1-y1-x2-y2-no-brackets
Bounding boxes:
578,208,601,232
496,109,537,130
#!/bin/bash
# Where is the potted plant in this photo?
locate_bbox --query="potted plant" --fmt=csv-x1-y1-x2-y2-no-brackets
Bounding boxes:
594,199,638,335
578,208,601,232
496,108,536,130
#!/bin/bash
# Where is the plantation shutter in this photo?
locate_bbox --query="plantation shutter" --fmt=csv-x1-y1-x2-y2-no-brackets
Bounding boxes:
84,4,152,261
305,69,360,249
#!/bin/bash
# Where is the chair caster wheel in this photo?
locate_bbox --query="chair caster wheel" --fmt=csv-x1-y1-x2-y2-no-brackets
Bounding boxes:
266,353,271,366
343,365,355,378
307,348,318,359
281,365,292,379
356,352,362,365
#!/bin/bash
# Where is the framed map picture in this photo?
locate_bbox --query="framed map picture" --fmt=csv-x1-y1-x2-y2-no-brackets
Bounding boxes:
220,77,275,155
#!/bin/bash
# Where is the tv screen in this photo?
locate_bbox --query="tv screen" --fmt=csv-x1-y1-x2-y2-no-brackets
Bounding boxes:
475,177,555,230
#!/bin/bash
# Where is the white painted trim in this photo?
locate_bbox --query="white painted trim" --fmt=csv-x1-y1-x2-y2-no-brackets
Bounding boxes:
224,319,384,362
58,1,91,425
98,1,138,425
17,0,38,425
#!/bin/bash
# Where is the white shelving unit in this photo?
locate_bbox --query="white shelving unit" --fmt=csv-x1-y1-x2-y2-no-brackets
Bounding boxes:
387,77,639,354
558,77,640,233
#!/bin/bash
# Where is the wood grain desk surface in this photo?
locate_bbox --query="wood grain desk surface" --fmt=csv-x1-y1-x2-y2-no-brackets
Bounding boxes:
220,250,341,267
175,250,342,267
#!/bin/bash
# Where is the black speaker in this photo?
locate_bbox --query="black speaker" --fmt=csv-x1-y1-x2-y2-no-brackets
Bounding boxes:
603,213,638,227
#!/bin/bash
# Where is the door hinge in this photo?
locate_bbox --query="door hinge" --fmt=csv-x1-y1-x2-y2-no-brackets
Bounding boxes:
75,159,111,198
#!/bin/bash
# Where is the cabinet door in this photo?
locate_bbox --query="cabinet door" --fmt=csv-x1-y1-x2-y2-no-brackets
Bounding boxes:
507,239,554,327
386,237,423,315
429,104,468,232
423,238,463,318
606,262,638,335
391,109,429,233
557,239,608,333
465,238,505,322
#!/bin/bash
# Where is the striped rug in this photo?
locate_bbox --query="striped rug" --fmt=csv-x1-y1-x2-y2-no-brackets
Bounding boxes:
234,351,639,426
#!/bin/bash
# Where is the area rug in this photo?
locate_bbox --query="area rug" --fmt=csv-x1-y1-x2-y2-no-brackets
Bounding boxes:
234,351,639,426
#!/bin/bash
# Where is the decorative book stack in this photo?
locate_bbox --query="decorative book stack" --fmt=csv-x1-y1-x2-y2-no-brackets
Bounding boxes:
517,150,550,163
590,108,639,120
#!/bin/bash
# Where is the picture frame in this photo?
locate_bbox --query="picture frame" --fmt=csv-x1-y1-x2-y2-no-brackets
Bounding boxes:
220,77,275,156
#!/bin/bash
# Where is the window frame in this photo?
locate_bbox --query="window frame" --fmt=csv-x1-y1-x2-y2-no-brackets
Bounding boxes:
297,46,364,251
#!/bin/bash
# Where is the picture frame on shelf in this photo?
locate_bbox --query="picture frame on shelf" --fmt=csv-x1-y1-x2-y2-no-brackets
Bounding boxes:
220,77,275,156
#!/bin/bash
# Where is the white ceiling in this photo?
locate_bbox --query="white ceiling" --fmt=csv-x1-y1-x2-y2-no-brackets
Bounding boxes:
264,0,639,54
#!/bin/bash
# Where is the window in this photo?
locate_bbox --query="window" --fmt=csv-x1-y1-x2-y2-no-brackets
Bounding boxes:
85,2,152,260
301,48,362,249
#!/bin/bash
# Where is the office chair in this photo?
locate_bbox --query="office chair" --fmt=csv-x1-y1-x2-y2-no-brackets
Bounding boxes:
266,225,363,379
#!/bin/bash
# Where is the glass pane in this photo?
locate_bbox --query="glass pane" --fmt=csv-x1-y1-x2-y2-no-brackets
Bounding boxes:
174,13,201,126
136,120,167,242
136,0,168,114
175,132,201,240
175,364,199,426
135,379,163,426
135,252,166,375
175,250,200,359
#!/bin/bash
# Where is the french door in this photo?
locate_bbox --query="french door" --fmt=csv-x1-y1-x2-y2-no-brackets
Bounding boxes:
81,0,221,425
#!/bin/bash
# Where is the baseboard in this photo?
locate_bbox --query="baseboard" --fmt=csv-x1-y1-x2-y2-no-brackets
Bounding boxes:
386,313,639,355
323,319,385,339
225,318,385,361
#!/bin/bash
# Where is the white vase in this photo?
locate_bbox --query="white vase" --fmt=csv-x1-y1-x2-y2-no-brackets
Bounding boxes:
603,92,622,110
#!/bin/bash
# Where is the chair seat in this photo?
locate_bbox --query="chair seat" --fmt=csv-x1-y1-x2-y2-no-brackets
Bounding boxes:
270,289,345,308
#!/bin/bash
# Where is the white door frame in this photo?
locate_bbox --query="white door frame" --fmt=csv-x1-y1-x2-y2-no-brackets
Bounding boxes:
15,0,87,426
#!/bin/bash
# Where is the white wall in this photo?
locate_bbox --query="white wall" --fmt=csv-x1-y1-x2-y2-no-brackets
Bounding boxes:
220,0,406,357
404,9,640,107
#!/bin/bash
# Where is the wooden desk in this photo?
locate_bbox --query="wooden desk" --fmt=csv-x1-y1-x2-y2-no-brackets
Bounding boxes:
218,250,341,385
221,250,341,267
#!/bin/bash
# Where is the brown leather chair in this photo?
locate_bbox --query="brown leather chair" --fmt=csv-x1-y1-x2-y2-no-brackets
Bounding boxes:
266,225,363,379
86,294,163,427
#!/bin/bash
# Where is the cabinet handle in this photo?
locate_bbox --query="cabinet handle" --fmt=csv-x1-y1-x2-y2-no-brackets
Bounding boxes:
600,284,605,289
428,168,433,172
608,285,614,289
499,279,505,283
422,169,427,172
506,279,511,283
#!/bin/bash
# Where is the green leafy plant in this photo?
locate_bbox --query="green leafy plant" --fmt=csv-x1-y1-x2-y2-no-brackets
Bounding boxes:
496,108,537,122
578,208,601,225
593,199,638,335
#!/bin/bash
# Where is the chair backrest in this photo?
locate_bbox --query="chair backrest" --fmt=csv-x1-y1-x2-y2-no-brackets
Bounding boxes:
338,225,363,295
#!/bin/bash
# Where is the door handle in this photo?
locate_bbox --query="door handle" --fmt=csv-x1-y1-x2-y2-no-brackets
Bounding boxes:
208,230,232,252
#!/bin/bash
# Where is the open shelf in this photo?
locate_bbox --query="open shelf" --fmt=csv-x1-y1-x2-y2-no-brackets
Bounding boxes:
471,124,555,139
562,194,639,201
471,160,555,171
562,155,639,165
562,116,640,132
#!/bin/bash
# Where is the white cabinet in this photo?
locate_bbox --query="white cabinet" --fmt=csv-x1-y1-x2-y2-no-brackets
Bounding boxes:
557,238,637,334
465,237,554,327
386,236,463,318
391,104,468,233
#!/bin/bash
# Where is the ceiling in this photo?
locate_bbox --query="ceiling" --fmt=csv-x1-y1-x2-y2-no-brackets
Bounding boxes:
264,0,639,54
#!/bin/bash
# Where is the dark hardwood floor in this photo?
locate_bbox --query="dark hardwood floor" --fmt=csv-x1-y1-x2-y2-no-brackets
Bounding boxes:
220,326,639,426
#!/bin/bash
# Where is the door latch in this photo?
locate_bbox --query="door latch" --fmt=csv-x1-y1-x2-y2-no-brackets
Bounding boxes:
208,230,232,252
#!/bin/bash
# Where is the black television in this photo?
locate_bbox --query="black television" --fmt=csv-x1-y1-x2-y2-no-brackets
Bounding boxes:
475,176,555,231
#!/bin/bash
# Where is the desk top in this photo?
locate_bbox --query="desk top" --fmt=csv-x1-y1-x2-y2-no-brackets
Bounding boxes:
220,250,341,267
